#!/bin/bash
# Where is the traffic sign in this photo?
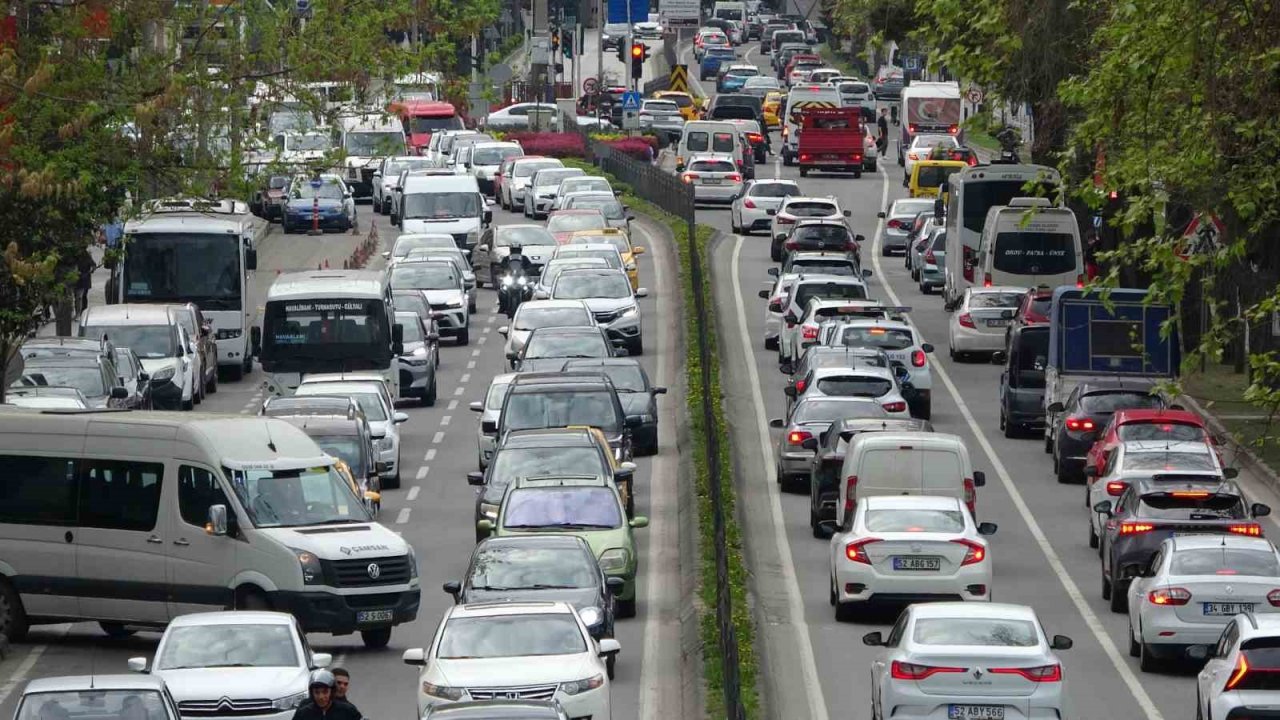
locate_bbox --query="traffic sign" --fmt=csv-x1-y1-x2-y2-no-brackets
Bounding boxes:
966,86,984,105
669,64,689,93
905,56,919,71
1179,213,1225,258
583,77,599,95
309,178,322,189
621,91,642,111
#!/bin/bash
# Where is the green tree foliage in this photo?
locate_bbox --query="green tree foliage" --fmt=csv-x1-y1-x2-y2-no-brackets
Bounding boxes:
826,0,917,48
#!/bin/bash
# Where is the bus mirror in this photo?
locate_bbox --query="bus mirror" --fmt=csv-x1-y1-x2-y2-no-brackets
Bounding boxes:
207,504,228,536
392,323,405,345
250,327,262,356
245,247,258,271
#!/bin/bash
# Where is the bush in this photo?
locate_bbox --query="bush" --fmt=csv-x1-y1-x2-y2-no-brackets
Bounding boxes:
502,132,587,158
604,137,657,161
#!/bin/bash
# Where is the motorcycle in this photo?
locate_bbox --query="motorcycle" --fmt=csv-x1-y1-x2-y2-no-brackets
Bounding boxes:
498,249,534,319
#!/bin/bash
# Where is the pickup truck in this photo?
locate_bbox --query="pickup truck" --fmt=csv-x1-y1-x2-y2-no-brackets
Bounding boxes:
795,107,864,178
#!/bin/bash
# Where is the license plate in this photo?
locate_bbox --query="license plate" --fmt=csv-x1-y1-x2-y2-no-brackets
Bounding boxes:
356,609,394,624
1174,531,1214,537
892,556,941,571
703,177,721,185
985,319,1010,327
949,705,1005,720
822,154,842,160
1204,602,1254,616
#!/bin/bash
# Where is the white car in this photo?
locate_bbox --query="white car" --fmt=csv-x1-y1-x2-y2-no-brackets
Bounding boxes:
470,372,516,469
827,317,935,419
790,298,899,362
485,102,562,131
730,179,800,235
680,154,744,205
806,67,842,85
502,157,565,212
827,496,995,618
372,156,431,215
792,365,911,416
1196,613,1280,720
903,133,961,178
467,141,524,194
498,299,595,369
758,273,800,351
863,602,1073,720
776,274,871,365
533,257,611,300
1127,535,1280,672
295,375,407,487
389,258,471,345
525,168,587,219
384,233,460,265
130,611,329,720
403,602,619,718
551,269,647,356
552,176,614,210
948,286,1026,360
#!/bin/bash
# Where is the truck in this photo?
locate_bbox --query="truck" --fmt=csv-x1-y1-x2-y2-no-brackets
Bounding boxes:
390,99,462,155
795,106,864,178
898,81,961,164
1042,286,1180,446
338,113,408,200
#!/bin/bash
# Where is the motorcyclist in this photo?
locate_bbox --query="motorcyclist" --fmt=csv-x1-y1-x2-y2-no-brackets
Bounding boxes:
291,670,360,720
498,242,533,318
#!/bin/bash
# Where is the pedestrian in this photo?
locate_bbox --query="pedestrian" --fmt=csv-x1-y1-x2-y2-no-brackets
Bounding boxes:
74,246,95,317
330,668,360,717
876,108,889,156
291,671,360,720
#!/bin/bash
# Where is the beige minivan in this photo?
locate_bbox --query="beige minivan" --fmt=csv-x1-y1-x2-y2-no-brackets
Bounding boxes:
835,431,985,528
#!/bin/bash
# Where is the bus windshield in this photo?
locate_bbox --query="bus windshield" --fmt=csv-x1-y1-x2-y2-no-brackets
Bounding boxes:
261,298,392,367
408,115,463,134
122,232,242,310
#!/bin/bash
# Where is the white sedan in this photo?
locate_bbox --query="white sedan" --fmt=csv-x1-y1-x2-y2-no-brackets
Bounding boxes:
791,365,911,416
730,179,800,235
863,602,1073,720
948,286,1026,360
485,102,561,131
403,601,619,718
903,133,961,179
1127,535,1280,672
826,496,995,619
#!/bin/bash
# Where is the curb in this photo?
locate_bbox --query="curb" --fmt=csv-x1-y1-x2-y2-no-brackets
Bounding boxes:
1180,393,1280,496
0,632,9,661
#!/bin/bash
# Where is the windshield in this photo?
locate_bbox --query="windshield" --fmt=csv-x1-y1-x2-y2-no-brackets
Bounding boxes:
554,273,632,300
565,196,624,219
313,436,365,475
403,192,479,220
1172,548,1280,576
469,545,597,590
81,324,175,359
992,231,1078,275
292,180,345,200
504,390,618,432
840,326,914,351
961,179,1059,234
438,614,585,659
548,214,607,234
524,330,609,358
784,202,836,216
383,159,433,178
514,161,562,178
261,299,391,360
228,465,370,528
534,170,581,189
1119,422,1207,443
644,101,679,113
814,376,891,397
1080,391,1162,414
472,146,522,165
792,398,885,422
504,487,622,529
865,508,965,533
393,235,453,257
515,307,592,331
915,164,963,189
290,134,330,151
793,225,852,244
599,365,645,391
122,233,242,308
17,691,168,720
396,316,423,342
561,178,612,195
690,159,736,173
913,618,1039,647
390,264,459,291
490,447,606,494
13,365,104,398
344,131,405,156
295,387,386,421
156,623,298,669
792,260,854,276
408,115,463,134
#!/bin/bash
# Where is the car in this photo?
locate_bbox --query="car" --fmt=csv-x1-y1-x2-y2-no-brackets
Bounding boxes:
1195,613,1280,720
563,229,643,289
1126,535,1280,671
724,118,768,163
389,259,471,345
467,142,524,194
250,174,292,221
633,18,663,40
547,209,610,243
373,156,433,214
15,675,182,720
533,257,611,299
769,196,849,261
995,324,1049,438
1096,477,1271,613
111,346,153,409
806,416,934,532
525,168,587,219
562,358,665,455
129,611,329,719
824,495,996,618
470,372,517,469
740,75,783,98
831,77,875,118
444,536,622,647
478,476,648,618
498,299,594,368
17,336,132,409
1085,440,1233,550
779,219,863,264
507,326,619,373
776,275,871,364
394,310,440,405
908,214,946,281
652,90,702,122
402,601,619,717
281,174,356,233
788,365,911,420
498,372,636,469
826,317,937,419
295,374,408,487
761,90,785,129
473,224,559,288
384,232,462,265
560,191,633,232
3,385,90,409
1003,285,1055,346
862,602,1073,720
779,299,889,368
903,133,961,179
546,266,646,354
484,102,561,131
871,67,904,100
758,272,800,350
552,176,614,210
548,243,626,277
947,286,1026,360
769,395,889,489
422,700,570,720
402,249,477,312
77,305,193,409
501,157,565,211
388,167,460,222
914,226,947,293
717,63,760,93
680,154,744,205
1086,408,1220,476
1048,379,1167,483
775,250,861,279
878,198,936,256
638,99,686,137
600,22,629,50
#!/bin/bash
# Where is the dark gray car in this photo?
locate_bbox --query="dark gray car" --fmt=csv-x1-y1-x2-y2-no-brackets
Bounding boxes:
395,310,440,405
995,325,1048,438
561,358,666,456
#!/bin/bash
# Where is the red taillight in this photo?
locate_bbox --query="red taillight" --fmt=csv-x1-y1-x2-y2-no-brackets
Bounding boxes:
1076,274,1086,288
911,349,926,367
958,312,975,328
682,173,699,183
843,475,858,516
924,250,936,264
845,537,880,564
726,173,743,182
1147,587,1191,606
799,153,811,162
784,240,798,250
881,401,907,413
948,124,959,134
795,379,807,393
1227,653,1250,690
887,218,905,230
747,133,763,143
778,216,795,225
849,153,862,163
989,664,1062,682
1105,481,1127,496
801,325,818,340
983,273,993,288
1268,590,1280,607
1230,523,1263,537
787,430,812,445
954,538,986,565
967,156,978,166
1065,417,1096,432
891,661,964,681
744,198,757,208
908,123,918,133
1119,522,1155,535
963,478,976,515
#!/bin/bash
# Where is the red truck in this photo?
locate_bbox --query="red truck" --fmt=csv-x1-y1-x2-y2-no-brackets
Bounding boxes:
796,107,865,178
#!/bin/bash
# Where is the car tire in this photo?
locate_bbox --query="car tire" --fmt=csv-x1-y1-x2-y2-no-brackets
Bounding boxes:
606,654,616,680
1111,577,1128,613
627,337,643,356
770,240,782,262
226,361,244,382
456,326,470,345
912,398,931,420
1056,456,1075,484
764,336,778,351
919,281,931,294
1101,568,1112,600
182,397,194,411
100,621,135,638
1045,434,1054,454
834,599,857,622
360,628,392,649
422,377,437,407
0,577,30,642
469,298,477,314
206,369,218,395
1089,521,1099,548
616,597,637,619
1128,619,1141,657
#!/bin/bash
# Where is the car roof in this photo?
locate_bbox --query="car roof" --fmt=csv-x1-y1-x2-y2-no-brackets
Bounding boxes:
517,299,592,311
500,428,599,448
82,304,176,325
561,357,643,370
910,602,1039,622
968,285,1026,295
23,675,171,694
450,601,576,618
168,610,295,627
862,495,964,511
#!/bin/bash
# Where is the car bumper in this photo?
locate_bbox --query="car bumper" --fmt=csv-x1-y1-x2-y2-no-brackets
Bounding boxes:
150,380,184,409
740,209,773,229
779,449,812,476
602,315,642,344
1056,432,1094,468
285,213,350,229
919,266,944,287
398,364,433,396
879,689,1064,720
269,587,420,635
881,229,909,250
835,561,991,604
434,308,469,332
763,312,782,340
1138,607,1251,648
693,185,742,203
420,684,609,719
952,325,1006,353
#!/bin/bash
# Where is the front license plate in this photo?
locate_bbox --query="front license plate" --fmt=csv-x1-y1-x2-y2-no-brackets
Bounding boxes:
893,556,941,571
356,609,395,624
948,705,1005,720
1204,602,1255,616
986,319,1010,327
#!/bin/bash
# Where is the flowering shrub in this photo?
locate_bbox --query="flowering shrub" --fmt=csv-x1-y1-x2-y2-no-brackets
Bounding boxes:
604,137,657,161
503,132,587,158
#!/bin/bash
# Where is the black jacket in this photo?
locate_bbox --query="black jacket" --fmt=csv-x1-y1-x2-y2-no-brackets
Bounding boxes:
291,700,361,720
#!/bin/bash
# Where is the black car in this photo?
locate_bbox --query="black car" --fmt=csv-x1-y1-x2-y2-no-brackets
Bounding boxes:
562,358,666,456
508,326,618,373
993,325,1048,438
14,354,129,409
423,700,569,720
1096,478,1271,613
803,417,934,534
112,346,152,409
1048,380,1167,483
706,93,767,132
498,371,637,466
782,220,863,263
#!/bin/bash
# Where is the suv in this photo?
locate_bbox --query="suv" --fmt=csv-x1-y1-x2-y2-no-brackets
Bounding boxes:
1196,614,1280,719
389,258,471,345
806,417,934,533
825,317,936,419
777,275,871,364
769,196,849,261
498,372,636,465
782,300,895,367
781,219,863,263
79,304,194,410
168,302,218,400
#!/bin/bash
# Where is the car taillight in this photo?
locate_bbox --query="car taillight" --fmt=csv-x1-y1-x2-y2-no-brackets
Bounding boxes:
1105,481,1127,496
953,538,986,565
907,152,918,160
1076,274,1086,288
787,430,812,445
1230,523,1263,536
924,250,936,264
748,133,763,143
1119,522,1155,535
843,475,857,516
958,312,975,328
989,664,1062,682
801,325,818,340
881,401,907,413
887,218,904,230
784,240,798,250
911,349,926,367
948,124,959,134
891,661,965,681
744,198,757,208
983,273,993,288
727,173,742,182
1268,590,1280,607
1147,587,1191,606
967,156,979,166
799,153,811,162
1227,653,1250,690
963,478,976,514
778,216,795,224
795,379,807,392
1065,417,1096,432
682,173,699,183
850,153,862,163
845,537,880,564
908,123,918,133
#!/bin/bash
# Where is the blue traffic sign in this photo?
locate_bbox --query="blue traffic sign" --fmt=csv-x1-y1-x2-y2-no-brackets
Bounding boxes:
309,178,322,189
621,91,642,111
607,0,647,24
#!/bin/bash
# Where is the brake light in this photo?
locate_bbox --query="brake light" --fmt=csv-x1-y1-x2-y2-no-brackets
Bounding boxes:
747,132,763,143
881,401,907,413
744,198,756,208
953,538,986,565
1076,274,1086,288
963,478,976,514
843,475,858,516
911,349,926,367
799,153,811,162
1229,523,1263,537
989,664,1062,682
924,250,936,264
778,216,795,224
801,325,818,340
967,156,978,166
682,173,699,183
907,152,918,161
908,123,918,133
795,379,807,392
1119,522,1155,535
787,430,812,445
1106,481,1127,496
844,537,879,564
1147,587,1191,606
891,661,964,681
1268,590,1280,607
948,124,959,134
1171,491,1210,498
958,313,975,328
784,240,798,250
1065,417,1096,432
887,219,905,230
1227,653,1250,690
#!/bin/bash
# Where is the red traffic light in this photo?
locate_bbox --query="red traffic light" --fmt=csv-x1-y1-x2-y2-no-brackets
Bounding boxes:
631,43,644,58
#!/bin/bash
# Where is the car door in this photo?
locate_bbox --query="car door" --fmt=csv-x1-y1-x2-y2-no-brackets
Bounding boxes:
167,463,236,616
189,307,216,385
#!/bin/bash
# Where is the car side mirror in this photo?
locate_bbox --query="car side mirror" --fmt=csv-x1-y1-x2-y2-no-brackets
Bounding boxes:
476,519,495,535
481,419,498,433
402,648,427,666
991,351,1007,365
768,418,784,428
800,437,817,451
876,211,886,218
1083,465,1099,477
842,210,851,217
758,289,770,299
1046,402,1065,413
443,581,461,601
972,471,986,487
311,652,332,669
766,209,777,216
110,386,129,399
921,343,934,354
1186,645,1211,662
629,516,649,528
394,412,409,424
1223,467,1239,479
497,326,510,337
382,251,391,259
652,386,667,395
635,288,649,298
476,244,489,253
1254,503,1272,518
606,576,625,595
467,471,485,486
767,267,779,277
207,504,228,536
138,371,150,382
127,657,148,673
598,638,622,657
1093,500,1113,516
861,631,884,647
783,385,797,398
976,522,998,536
1050,635,1073,651
469,401,483,412
245,247,258,271
426,332,440,342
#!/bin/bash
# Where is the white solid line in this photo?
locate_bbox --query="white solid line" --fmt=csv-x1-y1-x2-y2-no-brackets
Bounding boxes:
414,467,429,481
460,373,471,383
466,360,477,369
395,508,411,524
406,485,421,501
425,449,437,462
447,399,459,410
440,415,452,426
0,644,47,706
730,236,831,720
432,431,444,443
866,166,1164,720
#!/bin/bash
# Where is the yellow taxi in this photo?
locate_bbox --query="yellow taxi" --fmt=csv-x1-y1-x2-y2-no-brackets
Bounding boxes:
569,425,637,517
652,91,701,122
762,91,785,129
909,159,969,200
565,228,645,290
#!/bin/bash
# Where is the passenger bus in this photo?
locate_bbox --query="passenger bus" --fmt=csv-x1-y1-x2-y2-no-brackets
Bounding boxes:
111,198,261,380
258,270,403,397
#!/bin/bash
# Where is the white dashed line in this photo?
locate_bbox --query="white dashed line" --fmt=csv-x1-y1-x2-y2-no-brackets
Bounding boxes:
415,466,429,481
440,415,452,426
454,387,465,396
447,399,458,410
478,336,487,345
425,449,437,462
406,485,421,500
466,360,477,369
395,508,410,524
471,349,482,357
460,373,471,383
432,431,445,444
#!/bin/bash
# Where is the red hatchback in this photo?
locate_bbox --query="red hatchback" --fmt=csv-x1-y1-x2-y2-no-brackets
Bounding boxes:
1085,408,1220,475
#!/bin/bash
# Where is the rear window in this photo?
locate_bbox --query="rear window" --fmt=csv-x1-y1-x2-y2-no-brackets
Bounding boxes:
992,231,1078,275
1080,391,1162,414
929,232,947,251
969,292,1023,309
814,376,891,397
794,261,855,276
785,202,837,216
838,82,870,95
690,160,737,173
793,225,851,243
1014,329,1049,388
794,282,866,307
712,132,737,152
686,131,710,152
774,30,803,43
865,508,964,533
915,164,963,188
1124,452,1216,472
1118,422,1207,443
792,398,885,422
749,183,799,198
840,326,913,351
1171,548,1280,576
1137,493,1247,521
711,106,757,121
913,618,1039,647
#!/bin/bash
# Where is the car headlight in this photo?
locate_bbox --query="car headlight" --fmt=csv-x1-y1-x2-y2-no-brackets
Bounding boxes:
578,606,603,628
446,300,464,309
422,682,465,701
560,673,605,696
480,502,499,520
150,366,176,383
407,546,419,578
599,547,631,573
290,547,324,585
621,306,639,319
271,691,309,711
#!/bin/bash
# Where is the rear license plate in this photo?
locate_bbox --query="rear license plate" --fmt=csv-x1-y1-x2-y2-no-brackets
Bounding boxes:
822,154,841,160
356,609,394,624
985,319,1010,327
1204,602,1254,616
1174,531,1214,537
948,706,1005,720
703,177,721,185
892,556,941,571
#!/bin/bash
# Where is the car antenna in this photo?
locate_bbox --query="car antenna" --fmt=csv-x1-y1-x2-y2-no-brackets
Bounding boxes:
265,420,278,453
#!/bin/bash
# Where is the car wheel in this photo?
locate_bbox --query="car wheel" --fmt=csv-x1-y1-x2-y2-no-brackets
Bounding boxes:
764,336,778,351
1056,456,1076,484
1128,619,1141,657
1089,521,1099,548
469,298,477,314
627,336,643,356
1110,577,1128,613
422,377,437,407
616,597,637,619
606,654,616,680
912,398,931,420
1139,639,1160,672
457,326,470,345
206,368,218,394
1045,434,1054,454
1101,568,1112,600
919,282,931,294
360,628,392,649
0,578,30,642
182,397,194,411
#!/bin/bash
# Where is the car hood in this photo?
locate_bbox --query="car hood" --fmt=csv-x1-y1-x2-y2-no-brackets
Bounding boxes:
422,289,466,305
517,357,584,373
402,218,476,234
255,523,410,560
462,587,600,611
139,357,182,375
499,526,632,561
155,666,310,702
579,297,635,313
618,391,650,417
433,654,597,688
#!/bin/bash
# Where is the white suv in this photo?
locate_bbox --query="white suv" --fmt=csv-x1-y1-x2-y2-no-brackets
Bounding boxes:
823,317,936,419
1197,613,1280,720
777,275,871,365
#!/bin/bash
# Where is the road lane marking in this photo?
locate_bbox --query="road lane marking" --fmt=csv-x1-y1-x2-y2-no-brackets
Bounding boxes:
440,415,452,426
425,449,437,461
454,387,465,396
471,349,481,357
467,360,476,369
866,166,1164,720
729,236,831,720
447,399,458,410
395,508,411,524
478,335,487,345
414,466,429,481
460,373,471,383
432,431,444,443
407,485,421,500
0,643,47,706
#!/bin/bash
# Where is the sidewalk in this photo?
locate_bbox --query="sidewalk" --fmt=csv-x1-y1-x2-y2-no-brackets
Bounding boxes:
35,245,110,337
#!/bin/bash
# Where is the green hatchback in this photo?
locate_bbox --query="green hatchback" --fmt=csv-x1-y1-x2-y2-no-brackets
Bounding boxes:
478,476,648,617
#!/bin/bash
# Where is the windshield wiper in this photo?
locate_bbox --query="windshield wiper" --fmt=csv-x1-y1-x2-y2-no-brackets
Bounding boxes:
201,663,257,668
310,518,364,525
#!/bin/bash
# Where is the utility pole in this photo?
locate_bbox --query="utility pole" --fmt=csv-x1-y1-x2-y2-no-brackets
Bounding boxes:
595,0,603,86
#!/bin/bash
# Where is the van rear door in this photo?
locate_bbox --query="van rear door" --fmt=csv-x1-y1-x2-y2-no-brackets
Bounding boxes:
853,445,924,501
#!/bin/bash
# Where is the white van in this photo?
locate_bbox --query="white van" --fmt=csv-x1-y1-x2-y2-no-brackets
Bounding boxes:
0,409,420,648
780,84,843,165
396,174,491,253
338,113,407,200
713,1,747,21
975,197,1084,290
835,431,985,527
676,120,742,172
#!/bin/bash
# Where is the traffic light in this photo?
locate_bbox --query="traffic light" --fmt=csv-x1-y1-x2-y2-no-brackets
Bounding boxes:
551,31,560,53
631,42,645,80
562,28,573,58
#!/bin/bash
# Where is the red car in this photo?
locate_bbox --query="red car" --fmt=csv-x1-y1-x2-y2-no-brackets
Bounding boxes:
1003,286,1054,347
1084,408,1220,475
